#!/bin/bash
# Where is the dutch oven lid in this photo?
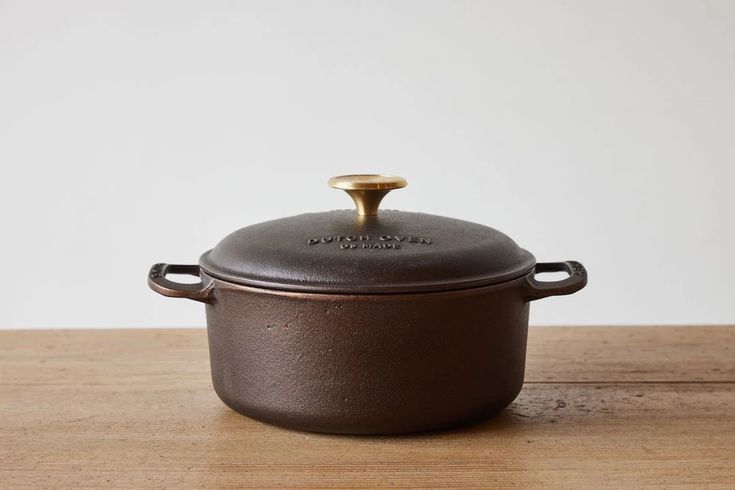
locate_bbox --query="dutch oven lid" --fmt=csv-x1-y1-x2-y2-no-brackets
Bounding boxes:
199,175,536,294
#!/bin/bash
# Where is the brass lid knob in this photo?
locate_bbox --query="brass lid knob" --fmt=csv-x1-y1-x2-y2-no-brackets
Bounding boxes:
328,174,407,216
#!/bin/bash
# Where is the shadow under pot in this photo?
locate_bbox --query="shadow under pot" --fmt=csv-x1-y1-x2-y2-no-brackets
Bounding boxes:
149,174,587,434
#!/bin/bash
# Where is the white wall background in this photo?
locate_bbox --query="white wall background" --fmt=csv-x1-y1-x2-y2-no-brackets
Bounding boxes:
1,0,733,329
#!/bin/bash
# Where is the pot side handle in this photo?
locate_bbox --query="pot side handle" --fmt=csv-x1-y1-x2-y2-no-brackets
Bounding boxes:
524,261,587,301
148,263,214,303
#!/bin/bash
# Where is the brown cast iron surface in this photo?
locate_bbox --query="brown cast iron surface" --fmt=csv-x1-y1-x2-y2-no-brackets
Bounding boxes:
204,275,530,435
199,210,536,294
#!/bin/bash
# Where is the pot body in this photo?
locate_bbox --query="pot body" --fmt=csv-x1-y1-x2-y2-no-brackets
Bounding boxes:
149,261,586,434
205,274,529,434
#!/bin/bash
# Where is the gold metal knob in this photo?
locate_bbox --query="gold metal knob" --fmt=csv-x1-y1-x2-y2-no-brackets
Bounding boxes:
328,174,407,216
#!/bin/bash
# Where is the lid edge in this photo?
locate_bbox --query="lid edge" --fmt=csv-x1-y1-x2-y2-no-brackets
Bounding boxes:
199,250,536,295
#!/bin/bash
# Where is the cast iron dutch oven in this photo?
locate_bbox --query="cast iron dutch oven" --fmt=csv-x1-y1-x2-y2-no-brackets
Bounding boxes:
149,175,587,434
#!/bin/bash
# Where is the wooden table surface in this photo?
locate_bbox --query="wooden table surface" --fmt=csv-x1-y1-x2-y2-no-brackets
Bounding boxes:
1,326,733,488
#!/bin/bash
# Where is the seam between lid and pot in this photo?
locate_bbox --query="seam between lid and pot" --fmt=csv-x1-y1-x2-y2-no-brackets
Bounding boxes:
198,261,537,297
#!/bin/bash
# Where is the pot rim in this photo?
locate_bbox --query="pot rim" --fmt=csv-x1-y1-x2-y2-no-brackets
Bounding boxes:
198,256,537,296
203,269,532,301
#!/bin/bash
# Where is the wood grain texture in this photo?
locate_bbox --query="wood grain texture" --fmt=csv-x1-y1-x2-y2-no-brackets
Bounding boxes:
1,326,734,488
